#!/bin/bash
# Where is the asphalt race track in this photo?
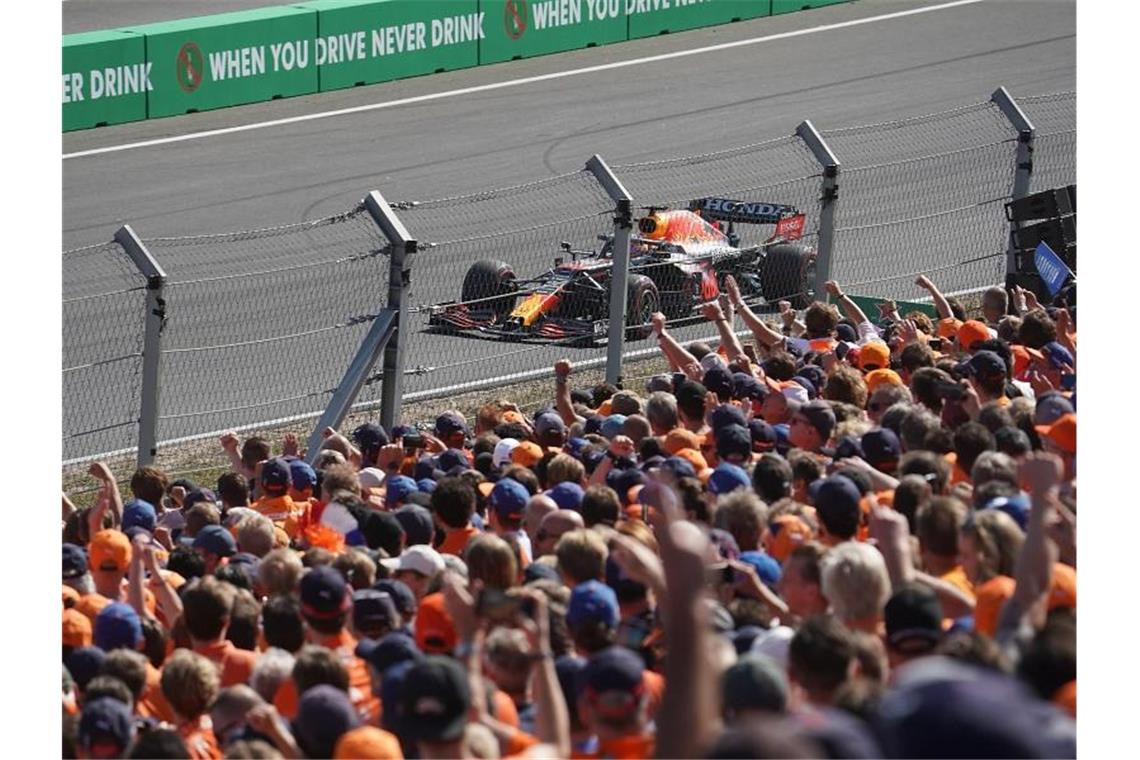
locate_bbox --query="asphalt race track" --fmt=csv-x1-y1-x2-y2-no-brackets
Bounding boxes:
62,0,1076,457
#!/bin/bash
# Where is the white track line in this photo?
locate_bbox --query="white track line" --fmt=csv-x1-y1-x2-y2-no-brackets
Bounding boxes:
63,0,986,160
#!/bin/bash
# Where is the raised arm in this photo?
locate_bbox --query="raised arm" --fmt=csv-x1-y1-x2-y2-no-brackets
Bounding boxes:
219,432,255,480
652,313,703,381
824,280,871,326
553,360,585,427
915,275,953,319
88,461,123,528
703,297,746,364
724,275,785,349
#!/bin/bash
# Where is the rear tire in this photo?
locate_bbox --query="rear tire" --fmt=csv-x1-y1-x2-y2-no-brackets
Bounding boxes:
759,243,815,310
461,260,517,318
625,275,660,340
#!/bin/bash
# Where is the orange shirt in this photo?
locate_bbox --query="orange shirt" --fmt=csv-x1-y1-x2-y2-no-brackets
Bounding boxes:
943,452,970,486
572,735,655,760
177,716,222,760
252,494,305,537
193,640,258,689
438,526,480,557
275,630,379,724
940,565,975,600
973,575,1016,637
139,662,176,724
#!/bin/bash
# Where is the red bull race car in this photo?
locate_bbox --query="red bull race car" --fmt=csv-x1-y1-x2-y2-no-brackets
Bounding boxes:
427,197,815,344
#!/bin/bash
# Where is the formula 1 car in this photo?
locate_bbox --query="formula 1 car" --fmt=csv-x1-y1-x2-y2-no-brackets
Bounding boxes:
427,197,815,344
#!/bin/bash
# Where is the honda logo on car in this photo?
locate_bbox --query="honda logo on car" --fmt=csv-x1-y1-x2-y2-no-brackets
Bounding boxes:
699,198,794,219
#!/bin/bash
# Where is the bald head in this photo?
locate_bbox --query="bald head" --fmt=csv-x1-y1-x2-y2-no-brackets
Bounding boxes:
535,509,585,558
524,495,558,544
621,414,652,447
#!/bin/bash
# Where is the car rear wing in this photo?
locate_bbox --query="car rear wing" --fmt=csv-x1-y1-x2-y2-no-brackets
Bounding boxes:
688,197,799,225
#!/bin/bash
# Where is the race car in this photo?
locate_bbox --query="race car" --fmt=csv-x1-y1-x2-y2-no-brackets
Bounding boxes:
426,197,815,344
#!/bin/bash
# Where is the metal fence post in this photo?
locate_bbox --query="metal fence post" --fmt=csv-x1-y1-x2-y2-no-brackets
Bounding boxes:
365,190,415,430
991,86,1036,277
586,155,634,387
795,120,841,301
113,224,167,467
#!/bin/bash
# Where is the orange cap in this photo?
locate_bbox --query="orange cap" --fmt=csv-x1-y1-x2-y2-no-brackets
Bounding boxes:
63,608,93,649
334,727,405,760
767,515,813,563
62,585,80,609
1053,680,1076,718
937,317,964,340
74,593,112,623
664,429,702,455
864,368,904,394
501,410,525,424
415,592,457,654
511,441,543,468
597,399,614,416
89,529,131,573
674,447,709,472
958,320,990,351
1036,414,1076,455
858,341,891,370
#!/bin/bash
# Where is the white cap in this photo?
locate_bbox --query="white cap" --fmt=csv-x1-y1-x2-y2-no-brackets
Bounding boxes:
700,353,728,373
750,625,796,668
223,507,258,527
492,438,520,469
358,467,386,490
782,384,810,405
382,544,446,577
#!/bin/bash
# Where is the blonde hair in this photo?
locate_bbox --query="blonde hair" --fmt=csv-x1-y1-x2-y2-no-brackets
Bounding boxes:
237,514,276,558
821,542,890,623
161,649,219,720
960,510,1024,582
465,533,518,591
555,529,608,585
545,454,585,489
258,548,304,597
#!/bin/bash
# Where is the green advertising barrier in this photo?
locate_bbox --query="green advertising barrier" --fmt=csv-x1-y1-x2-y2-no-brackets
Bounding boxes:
296,0,481,91
132,7,319,119
628,0,770,40
63,30,148,131
839,294,939,322
772,0,850,15
479,0,626,65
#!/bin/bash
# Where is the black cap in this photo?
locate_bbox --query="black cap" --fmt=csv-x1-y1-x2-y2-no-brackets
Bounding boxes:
352,423,390,452
398,656,471,743
373,579,417,618
63,543,88,579
884,583,944,650
356,631,423,674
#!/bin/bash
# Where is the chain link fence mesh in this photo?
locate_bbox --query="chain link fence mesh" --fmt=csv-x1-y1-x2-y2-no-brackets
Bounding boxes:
141,207,391,447
62,91,1077,464
823,101,1018,300
62,242,148,461
1020,92,1076,194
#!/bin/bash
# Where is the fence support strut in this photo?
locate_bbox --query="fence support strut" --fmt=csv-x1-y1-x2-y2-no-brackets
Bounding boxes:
991,86,1036,277
114,224,166,468
586,155,635,387
795,120,841,303
365,190,416,432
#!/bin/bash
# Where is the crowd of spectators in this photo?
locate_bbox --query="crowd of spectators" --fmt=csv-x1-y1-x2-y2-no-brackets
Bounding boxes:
61,272,1077,758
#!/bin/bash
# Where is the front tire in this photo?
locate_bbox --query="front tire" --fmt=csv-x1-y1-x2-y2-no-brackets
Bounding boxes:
759,243,815,310
461,259,517,318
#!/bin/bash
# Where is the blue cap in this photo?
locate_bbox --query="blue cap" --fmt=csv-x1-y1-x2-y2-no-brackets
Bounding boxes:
708,462,750,495
414,455,440,482
710,404,748,433
356,631,423,674
739,551,782,587
605,468,646,500
260,458,292,491
861,428,901,469
93,602,143,651
183,488,217,510
703,366,733,398
121,499,157,533
1042,341,1074,370
373,579,418,618
300,565,350,617
984,493,1031,531
78,697,135,754
599,415,628,440
393,505,434,547
293,684,362,759
66,647,107,690
576,646,644,699
352,423,390,451
709,528,741,561
749,419,777,451
583,415,606,436
438,448,468,473
288,459,317,491
379,659,416,733
567,580,619,630
546,481,584,511
416,478,437,494
490,478,530,518
192,524,237,557
1035,392,1074,426
661,456,697,480
791,375,818,400
731,372,764,401
564,437,590,459
715,424,753,463
386,475,419,507
63,543,88,579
